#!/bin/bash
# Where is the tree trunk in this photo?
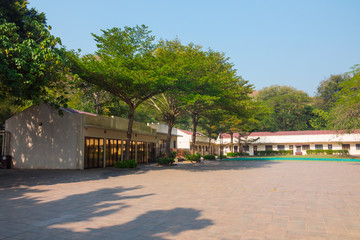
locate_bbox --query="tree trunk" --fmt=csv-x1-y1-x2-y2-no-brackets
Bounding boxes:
124,106,135,161
93,92,100,114
165,123,174,157
191,114,199,154
230,132,234,153
208,137,212,154
238,135,242,153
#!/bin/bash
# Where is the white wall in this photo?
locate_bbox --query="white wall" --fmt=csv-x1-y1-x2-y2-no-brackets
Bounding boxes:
6,103,81,169
177,131,191,149
219,133,360,156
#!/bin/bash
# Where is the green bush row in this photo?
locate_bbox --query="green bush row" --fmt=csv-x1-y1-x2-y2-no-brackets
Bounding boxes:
156,157,175,165
306,149,349,155
185,153,201,162
255,150,293,156
226,152,250,157
114,159,137,168
203,154,216,160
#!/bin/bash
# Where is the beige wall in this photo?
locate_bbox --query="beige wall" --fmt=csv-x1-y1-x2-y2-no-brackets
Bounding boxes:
6,103,82,169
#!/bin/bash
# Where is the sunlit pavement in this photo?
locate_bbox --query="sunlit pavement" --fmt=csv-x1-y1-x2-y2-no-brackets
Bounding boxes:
1,160,360,239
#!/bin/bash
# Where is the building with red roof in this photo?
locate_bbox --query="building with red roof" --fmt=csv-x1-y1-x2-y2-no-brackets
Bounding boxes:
218,130,360,156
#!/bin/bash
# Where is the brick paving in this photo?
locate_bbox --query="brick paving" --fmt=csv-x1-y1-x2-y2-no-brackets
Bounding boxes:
1,160,360,239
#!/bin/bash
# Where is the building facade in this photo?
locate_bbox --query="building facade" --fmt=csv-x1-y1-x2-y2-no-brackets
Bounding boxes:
4,103,170,169
219,131,360,156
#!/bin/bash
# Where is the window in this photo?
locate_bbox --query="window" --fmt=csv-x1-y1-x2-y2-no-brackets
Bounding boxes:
173,140,176,149
356,144,360,150
265,145,273,151
277,145,285,150
137,141,146,163
328,144,332,150
84,137,104,169
106,139,122,167
289,145,293,150
253,146,257,151
342,144,350,150
302,145,310,150
234,146,238,152
315,144,323,150
244,146,249,152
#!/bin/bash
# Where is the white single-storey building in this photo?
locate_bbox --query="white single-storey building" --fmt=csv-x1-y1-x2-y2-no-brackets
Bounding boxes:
219,130,360,156
4,104,360,169
4,103,180,169
177,129,217,155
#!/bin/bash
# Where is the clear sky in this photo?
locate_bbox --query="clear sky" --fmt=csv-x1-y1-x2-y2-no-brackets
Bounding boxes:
29,0,360,96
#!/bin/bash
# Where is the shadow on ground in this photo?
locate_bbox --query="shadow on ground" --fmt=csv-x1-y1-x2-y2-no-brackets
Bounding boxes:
0,160,279,189
0,180,212,239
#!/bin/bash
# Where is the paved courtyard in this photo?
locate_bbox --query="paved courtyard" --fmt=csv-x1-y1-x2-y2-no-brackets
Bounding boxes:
1,160,360,240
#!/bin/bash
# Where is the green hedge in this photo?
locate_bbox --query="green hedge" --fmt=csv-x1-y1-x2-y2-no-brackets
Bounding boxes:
255,150,293,156
156,157,175,165
185,153,201,162
203,154,216,160
226,152,249,157
306,149,349,155
114,159,137,168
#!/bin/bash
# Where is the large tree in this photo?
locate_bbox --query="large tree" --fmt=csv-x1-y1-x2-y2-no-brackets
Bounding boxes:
180,48,253,153
328,65,360,130
315,74,350,111
0,0,68,108
255,86,314,131
69,25,173,160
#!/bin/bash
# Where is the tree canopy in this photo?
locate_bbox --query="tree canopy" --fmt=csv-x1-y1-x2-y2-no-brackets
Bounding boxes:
328,65,360,131
68,25,175,159
0,0,68,107
255,86,314,131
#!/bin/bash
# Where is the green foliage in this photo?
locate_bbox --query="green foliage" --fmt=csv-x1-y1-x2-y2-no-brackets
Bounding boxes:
0,0,69,106
328,65,360,131
315,74,350,111
255,86,314,131
114,160,137,168
306,149,349,156
185,153,201,162
156,157,175,165
255,150,293,156
219,154,227,159
226,152,250,157
170,151,177,158
309,109,329,130
203,154,216,160
69,25,176,160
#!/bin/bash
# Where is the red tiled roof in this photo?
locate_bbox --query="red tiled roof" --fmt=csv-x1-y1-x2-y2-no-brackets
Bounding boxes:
220,130,360,138
178,129,202,136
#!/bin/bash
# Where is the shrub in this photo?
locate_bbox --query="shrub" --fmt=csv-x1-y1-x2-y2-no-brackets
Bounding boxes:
114,159,137,168
306,149,349,156
256,150,292,156
219,154,227,159
226,152,239,157
156,157,175,165
170,151,177,158
203,154,216,160
185,153,201,162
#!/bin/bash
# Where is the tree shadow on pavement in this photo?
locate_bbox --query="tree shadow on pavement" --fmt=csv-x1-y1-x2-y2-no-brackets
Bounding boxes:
0,160,280,188
0,179,212,240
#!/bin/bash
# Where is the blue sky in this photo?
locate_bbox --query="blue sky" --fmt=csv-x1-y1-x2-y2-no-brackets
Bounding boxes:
29,0,360,96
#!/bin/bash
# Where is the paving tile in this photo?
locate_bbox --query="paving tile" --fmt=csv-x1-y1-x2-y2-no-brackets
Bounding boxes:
1,161,360,239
